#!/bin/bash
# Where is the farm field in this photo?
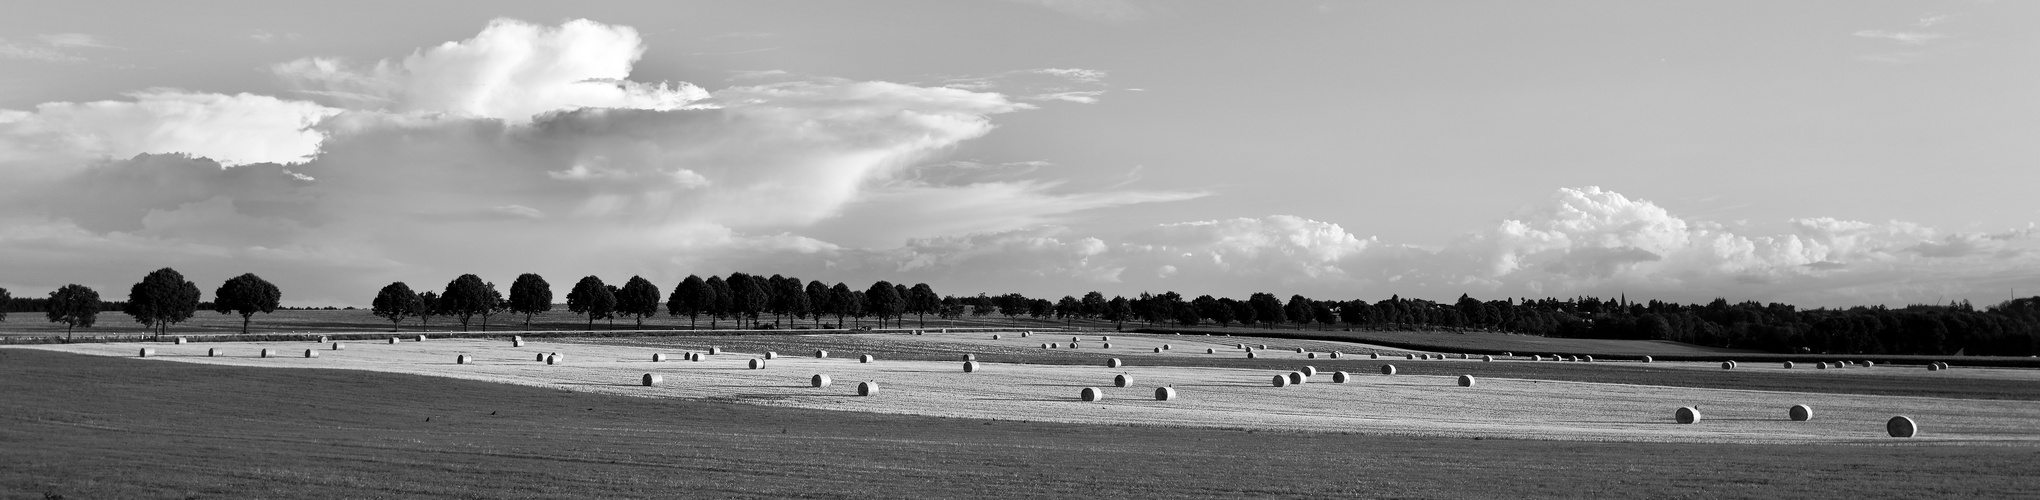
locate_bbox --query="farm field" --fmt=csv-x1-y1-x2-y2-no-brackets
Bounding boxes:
0,308,1043,338
6,348,2040,499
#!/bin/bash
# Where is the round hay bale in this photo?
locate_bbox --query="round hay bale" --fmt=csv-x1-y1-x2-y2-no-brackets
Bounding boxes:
766,352,779,360
416,335,427,342
1939,362,1951,370
513,340,526,347
388,337,399,344
174,337,187,345
993,334,1001,340
1152,347,1161,353
1072,336,1080,342
1101,336,1110,341
748,358,766,369
1069,343,1079,349
1381,365,1398,375
536,352,548,362
1330,352,1341,359
1817,362,1829,370
1258,344,1267,349
1927,363,1940,371
1721,361,1734,370
1783,361,1794,369
708,347,721,355
304,349,319,358
1301,366,1318,377
857,381,877,396
1862,360,1875,368
546,354,560,365
1103,343,1112,348
1246,352,1257,359
1307,352,1317,359
642,373,662,386
1730,360,1739,368
1236,343,1246,349
1887,416,1918,438
1675,407,1701,424
1641,356,1652,363
1022,331,1031,337
1271,375,1289,387
653,353,668,362
1287,372,1307,385
1582,355,1594,363
963,354,976,361
318,336,329,343
1114,374,1133,387
1042,343,1051,349
1295,347,1304,353
1081,387,1104,401
1405,354,1416,360
1154,387,1176,401
1531,355,1542,361
512,336,522,343
1163,344,1172,350
963,361,981,373
1483,355,1494,362
812,374,832,388
1789,404,1813,421
1332,371,1350,383
1459,353,1469,359
1107,358,1123,368
860,354,875,363
690,352,704,362
1503,352,1513,356
815,350,829,358
1370,353,1379,359
1206,348,1216,354
138,348,155,357
457,354,472,365
207,348,222,357
1458,375,1476,387
261,349,275,358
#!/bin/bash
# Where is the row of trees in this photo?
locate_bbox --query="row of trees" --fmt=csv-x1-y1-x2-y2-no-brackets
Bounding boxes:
367,272,946,332
1,268,282,339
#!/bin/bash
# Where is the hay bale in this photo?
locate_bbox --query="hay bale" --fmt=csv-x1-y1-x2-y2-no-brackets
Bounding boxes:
993,334,1001,340
416,335,427,342
261,349,275,358
1721,361,1734,370
388,337,399,344
1380,365,1397,375
690,352,703,362
1482,355,1494,362
138,348,155,357
207,348,222,357
1730,360,1739,368
1503,352,1513,356
963,361,981,373
1405,354,1416,360
1072,336,1080,342
536,352,548,362
815,350,829,358
860,354,875,363
1207,348,1216,354
1817,362,1829,370
1789,404,1813,422
512,336,522,343
766,352,779,360
546,354,560,365
1069,343,1080,349
1258,344,1267,349
318,336,329,343
1103,343,1112,348
1081,387,1104,401
1271,375,1289,387
1295,347,1304,353
1115,374,1133,387
1783,361,1794,369
1302,366,1318,377
1641,356,1653,363
1152,347,1161,353
812,374,832,388
1043,343,1052,349
1101,336,1111,341
174,337,187,345
1236,343,1246,349
513,339,526,347
457,355,472,365
1675,407,1701,424
1862,360,1876,368
1330,352,1340,359
857,381,877,396
1887,416,1918,438
304,349,320,358
1022,331,1031,337
1163,344,1172,350
1370,353,1379,359
1458,375,1476,387
1154,387,1176,401
1332,371,1350,383
1307,352,1317,359
749,358,766,369
653,353,668,362
1582,355,1594,363
1287,372,1307,385
1246,352,1257,359
708,347,721,355
1107,358,1123,368
642,373,662,386
1927,363,1940,371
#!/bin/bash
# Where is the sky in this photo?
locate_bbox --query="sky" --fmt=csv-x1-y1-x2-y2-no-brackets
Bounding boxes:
1,0,2036,308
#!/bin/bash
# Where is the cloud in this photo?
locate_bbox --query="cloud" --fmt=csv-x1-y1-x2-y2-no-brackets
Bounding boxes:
273,18,710,122
939,68,1113,102
0,89,339,167
1025,91,1107,104
1005,0,1150,23
1854,30,1947,45
0,38,84,62
37,33,111,49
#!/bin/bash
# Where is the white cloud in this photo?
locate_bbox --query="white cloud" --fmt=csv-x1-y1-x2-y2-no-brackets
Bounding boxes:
1004,0,1150,23
1854,30,1946,45
0,89,339,167
37,33,111,49
273,18,710,122
0,38,83,62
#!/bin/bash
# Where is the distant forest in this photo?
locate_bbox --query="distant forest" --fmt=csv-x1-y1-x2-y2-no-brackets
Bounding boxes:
6,271,2037,356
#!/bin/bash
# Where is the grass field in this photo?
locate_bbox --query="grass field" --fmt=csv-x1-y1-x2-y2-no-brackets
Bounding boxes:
5,348,2038,499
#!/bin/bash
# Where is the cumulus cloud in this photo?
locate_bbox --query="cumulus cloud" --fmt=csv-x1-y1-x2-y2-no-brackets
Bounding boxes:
273,18,710,121
0,89,339,167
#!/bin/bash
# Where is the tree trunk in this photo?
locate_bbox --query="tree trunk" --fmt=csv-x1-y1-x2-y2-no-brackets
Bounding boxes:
241,314,251,335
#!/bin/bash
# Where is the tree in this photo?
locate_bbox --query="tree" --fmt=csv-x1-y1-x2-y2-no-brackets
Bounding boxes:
908,283,939,327
1249,293,1285,329
507,273,553,328
125,267,201,339
417,291,439,330
704,276,732,329
844,290,868,327
1286,294,1314,330
566,276,616,330
477,281,506,331
831,283,856,327
0,287,9,322
1029,298,1053,320
1228,298,1257,327
438,274,493,331
46,284,100,340
616,275,661,328
371,282,420,331
212,273,282,335
667,275,710,329
1080,291,1107,319
1105,296,1133,330
1056,295,1081,325
728,273,766,328
778,277,812,328
805,280,833,328
866,281,903,328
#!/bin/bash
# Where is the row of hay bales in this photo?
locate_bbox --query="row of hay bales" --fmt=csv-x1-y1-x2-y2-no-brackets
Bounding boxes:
1671,405,1921,437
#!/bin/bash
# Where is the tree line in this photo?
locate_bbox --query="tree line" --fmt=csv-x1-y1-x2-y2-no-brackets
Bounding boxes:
368,273,944,332
0,268,281,340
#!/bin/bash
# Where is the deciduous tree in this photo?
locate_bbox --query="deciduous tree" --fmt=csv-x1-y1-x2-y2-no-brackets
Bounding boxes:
212,273,282,335
46,284,100,340
125,267,201,339
508,273,553,328
616,275,661,328
566,276,615,330
667,275,709,329
372,282,419,331
438,274,493,331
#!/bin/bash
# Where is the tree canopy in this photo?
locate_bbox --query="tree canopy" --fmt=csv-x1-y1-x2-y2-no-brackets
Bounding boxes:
616,275,661,328
508,273,553,328
46,284,100,339
125,267,200,339
212,273,282,334
566,275,616,329
371,282,420,331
